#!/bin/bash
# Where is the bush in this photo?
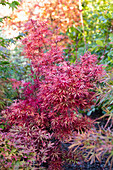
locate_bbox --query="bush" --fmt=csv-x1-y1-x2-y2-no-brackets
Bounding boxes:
1,19,105,169
69,127,113,169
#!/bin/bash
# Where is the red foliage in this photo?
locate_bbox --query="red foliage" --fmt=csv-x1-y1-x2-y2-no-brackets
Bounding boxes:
22,19,64,75
37,52,104,139
0,129,36,169
1,19,105,169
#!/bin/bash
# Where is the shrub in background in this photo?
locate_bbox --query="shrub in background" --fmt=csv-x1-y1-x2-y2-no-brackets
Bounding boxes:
65,0,113,68
0,1,29,110
96,68,113,127
69,126,113,169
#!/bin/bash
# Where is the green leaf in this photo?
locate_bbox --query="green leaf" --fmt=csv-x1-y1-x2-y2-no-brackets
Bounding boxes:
0,18,3,23
109,33,113,42
108,51,113,59
9,1,20,10
0,124,5,130
96,40,104,46
0,61,10,65
109,4,113,11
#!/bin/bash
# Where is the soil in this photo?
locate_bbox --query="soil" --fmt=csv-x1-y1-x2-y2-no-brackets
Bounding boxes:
64,161,110,170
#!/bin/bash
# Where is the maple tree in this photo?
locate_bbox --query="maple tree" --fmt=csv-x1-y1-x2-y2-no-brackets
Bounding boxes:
3,0,80,33
39,0,80,33
0,18,105,169
2,0,80,50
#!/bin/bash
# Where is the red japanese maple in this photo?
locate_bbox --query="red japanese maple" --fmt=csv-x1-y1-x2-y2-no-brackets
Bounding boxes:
1,19,105,169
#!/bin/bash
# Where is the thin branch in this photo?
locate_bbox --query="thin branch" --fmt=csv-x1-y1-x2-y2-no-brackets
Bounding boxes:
79,0,87,50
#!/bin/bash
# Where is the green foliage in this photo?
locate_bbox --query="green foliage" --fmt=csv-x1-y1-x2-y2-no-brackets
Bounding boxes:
9,44,31,81
0,45,31,110
0,0,20,10
64,26,85,62
65,0,113,70
0,45,12,110
0,1,31,111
